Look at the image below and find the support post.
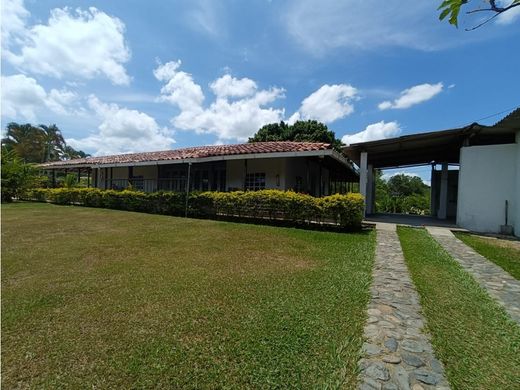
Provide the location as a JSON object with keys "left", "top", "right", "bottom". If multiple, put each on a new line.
{"left": 77, "top": 168, "right": 81, "bottom": 184}
{"left": 359, "top": 152, "right": 368, "bottom": 216}
{"left": 243, "top": 159, "right": 248, "bottom": 191}
{"left": 366, "top": 164, "right": 375, "bottom": 214}
{"left": 52, "top": 170, "right": 56, "bottom": 187}
{"left": 185, "top": 162, "right": 192, "bottom": 218}
{"left": 318, "top": 157, "right": 323, "bottom": 197}
{"left": 87, "top": 168, "right": 91, "bottom": 188}
{"left": 438, "top": 162, "right": 449, "bottom": 219}
{"left": 430, "top": 164, "right": 436, "bottom": 217}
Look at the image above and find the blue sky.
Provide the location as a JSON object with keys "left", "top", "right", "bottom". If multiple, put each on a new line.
{"left": 2, "top": 0, "right": 519, "bottom": 182}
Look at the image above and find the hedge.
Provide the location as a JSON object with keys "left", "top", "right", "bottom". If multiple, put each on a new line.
{"left": 23, "top": 188, "right": 364, "bottom": 229}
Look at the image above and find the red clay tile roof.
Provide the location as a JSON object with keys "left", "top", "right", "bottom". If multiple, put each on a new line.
{"left": 40, "top": 141, "right": 332, "bottom": 168}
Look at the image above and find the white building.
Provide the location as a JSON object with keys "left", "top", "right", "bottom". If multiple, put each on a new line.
{"left": 344, "top": 108, "right": 520, "bottom": 237}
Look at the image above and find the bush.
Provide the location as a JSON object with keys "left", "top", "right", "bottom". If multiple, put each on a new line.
{"left": 22, "top": 188, "right": 364, "bottom": 230}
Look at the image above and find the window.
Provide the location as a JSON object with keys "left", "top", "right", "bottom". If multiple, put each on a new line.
{"left": 245, "top": 172, "right": 266, "bottom": 191}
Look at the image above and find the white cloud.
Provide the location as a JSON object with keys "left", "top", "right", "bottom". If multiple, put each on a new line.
{"left": 4, "top": 4, "right": 131, "bottom": 85}
{"left": 341, "top": 121, "right": 401, "bottom": 145}
{"left": 294, "top": 84, "right": 357, "bottom": 123}
{"left": 496, "top": 0, "right": 520, "bottom": 24}
{"left": 1, "top": 74, "right": 79, "bottom": 121}
{"left": 67, "top": 96, "right": 174, "bottom": 156}
{"left": 378, "top": 83, "right": 443, "bottom": 110}
{"left": 154, "top": 61, "right": 205, "bottom": 111}
{"left": 209, "top": 74, "right": 257, "bottom": 98}
{"left": 1, "top": 0, "right": 29, "bottom": 51}
{"left": 154, "top": 61, "right": 286, "bottom": 141}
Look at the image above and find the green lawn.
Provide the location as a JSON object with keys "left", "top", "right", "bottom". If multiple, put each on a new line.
{"left": 453, "top": 232, "right": 520, "bottom": 280}
{"left": 398, "top": 227, "right": 520, "bottom": 390}
{"left": 2, "top": 202, "right": 375, "bottom": 389}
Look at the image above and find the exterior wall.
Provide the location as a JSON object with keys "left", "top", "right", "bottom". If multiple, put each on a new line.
{"left": 516, "top": 131, "right": 520, "bottom": 237}
{"left": 111, "top": 167, "right": 128, "bottom": 180}
{"left": 285, "top": 157, "right": 329, "bottom": 196}
{"left": 457, "top": 143, "right": 518, "bottom": 235}
{"left": 226, "top": 158, "right": 286, "bottom": 191}
{"left": 132, "top": 165, "right": 158, "bottom": 179}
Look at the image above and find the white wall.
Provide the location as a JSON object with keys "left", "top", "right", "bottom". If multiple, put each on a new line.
{"left": 457, "top": 143, "right": 518, "bottom": 236}
{"left": 226, "top": 158, "right": 286, "bottom": 191}
{"left": 516, "top": 131, "right": 520, "bottom": 237}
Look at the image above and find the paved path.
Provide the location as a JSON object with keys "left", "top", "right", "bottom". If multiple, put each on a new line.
{"left": 358, "top": 223, "right": 450, "bottom": 390}
{"left": 427, "top": 226, "right": 520, "bottom": 325}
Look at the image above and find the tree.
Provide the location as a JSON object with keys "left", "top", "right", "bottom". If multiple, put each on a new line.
{"left": 375, "top": 172, "right": 431, "bottom": 215}
{"left": 439, "top": 0, "right": 520, "bottom": 30}
{"left": 1, "top": 122, "right": 89, "bottom": 163}
{"left": 387, "top": 174, "right": 428, "bottom": 198}
{"left": 39, "top": 124, "right": 66, "bottom": 161}
{"left": 2, "top": 123, "right": 46, "bottom": 163}
{"left": 1, "top": 147, "right": 39, "bottom": 202}
{"left": 249, "top": 120, "right": 343, "bottom": 151}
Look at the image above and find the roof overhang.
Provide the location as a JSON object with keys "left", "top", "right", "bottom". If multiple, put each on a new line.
{"left": 343, "top": 123, "right": 517, "bottom": 169}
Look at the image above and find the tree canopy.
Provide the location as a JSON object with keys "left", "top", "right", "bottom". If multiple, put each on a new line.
{"left": 248, "top": 120, "right": 343, "bottom": 151}
{"left": 1, "top": 122, "right": 89, "bottom": 163}
{"left": 376, "top": 172, "right": 431, "bottom": 215}
{"left": 439, "top": 0, "right": 520, "bottom": 30}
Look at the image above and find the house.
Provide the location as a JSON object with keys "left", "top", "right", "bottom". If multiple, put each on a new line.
{"left": 40, "top": 141, "right": 358, "bottom": 197}
{"left": 343, "top": 108, "right": 520, "bottom": 237}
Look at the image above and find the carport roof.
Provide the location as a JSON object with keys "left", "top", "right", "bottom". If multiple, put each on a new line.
{"left": 343, "top": 112, "right": 518, "bottom": 169}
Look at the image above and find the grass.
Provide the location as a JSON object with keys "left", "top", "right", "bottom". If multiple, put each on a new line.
{"left": 453, "top": 232, "right": 520, "bottom": 280}
{"left": 397, "top": 227, "right": 520, "bottom": 390}
{"left": 2, "top": 202, "right": 375, "bottom": 389}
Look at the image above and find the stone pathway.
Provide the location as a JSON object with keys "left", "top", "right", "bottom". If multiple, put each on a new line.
{"left": 427, "top": 226, "right": 520, "bottom": 325}
{"left": 358, "top": 223, "right": 450, "bottom": 390}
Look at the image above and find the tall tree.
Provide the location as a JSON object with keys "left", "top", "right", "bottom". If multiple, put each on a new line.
{"left": 2, "top": 122, "right": 89, "bottom": 163}
{"left": 2, "top": 123, "right": 46, "bottom": 163}
{"left": 439, "top": 0, "right": 520, "bottom": 30}
{"left": 249, "top": 120, "right": 343, "bottom": 151}
{"left": 39, "top": 124, "right": 66, "bottom": 162}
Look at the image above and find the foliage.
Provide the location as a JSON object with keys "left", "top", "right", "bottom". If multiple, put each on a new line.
{"left": 375, "top": 172, "right": 431, "bottom": 215}
{"left": 249, "top": 120, "right": 343, "bottom": 151}
{"left": 63, "top": 173, "right": 78, "bottom": 188}
{"left": 438, "top": 0, "right": 520, "bottom": 29}
{"left": 23, "top": 188, "right": 365, "bottom": 229}
{"left": 1, "top": 122, "right": 89, "bottom": 163}
{"left": 1, "top": 148, "right": 40, "bottom": 202}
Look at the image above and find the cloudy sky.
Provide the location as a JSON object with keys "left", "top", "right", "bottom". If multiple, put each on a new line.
{"left": 2, "top": 0, "right": 519, "bottom": 165}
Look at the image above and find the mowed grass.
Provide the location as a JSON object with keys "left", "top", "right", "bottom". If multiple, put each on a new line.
{"left": 2, "top": 202, "right": 375, "bottom": 389}
{"left": 453, "top": 232, "right": 520, "bottom": 280}
{"left": 397, "top": 227, "right": 520, "bottom": 390}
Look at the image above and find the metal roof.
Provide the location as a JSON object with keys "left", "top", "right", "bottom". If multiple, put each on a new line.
{"left": 343, "top": 118, "right": 518, "bottom": 169}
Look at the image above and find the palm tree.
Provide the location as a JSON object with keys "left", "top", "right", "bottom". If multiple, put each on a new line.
{"left": 1, "top": 123, "right": 46, "bottom": 163}
{"left": 39, "top": 124, "right": 66, "bottom": 161}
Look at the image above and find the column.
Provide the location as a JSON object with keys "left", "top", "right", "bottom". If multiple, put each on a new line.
{"left": 359, "top": 152, "right": 368, "bottom": 216}
{"left": 438, "top": 163, "right": 449, "bottom": 219}
{"left": 430, "top": 164, "right": 436, "bottom": 217}
{"left": 366, "top": 164, "right": 375, "bottom": 214}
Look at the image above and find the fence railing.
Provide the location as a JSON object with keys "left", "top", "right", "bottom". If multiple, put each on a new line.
{"left": 107, "top": 179, "right": 188, "bottom": 193}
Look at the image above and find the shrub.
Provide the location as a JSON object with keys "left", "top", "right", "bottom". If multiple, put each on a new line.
{"left": 23, "top": 188, "right": 364, "bottom": 230}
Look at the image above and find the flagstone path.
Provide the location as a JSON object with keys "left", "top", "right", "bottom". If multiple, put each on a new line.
{"left": 358, "top": 223, "right": 450, "bottom": 390}
{"left": 427, "top": 226, "right": 520, "bottom": 325}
